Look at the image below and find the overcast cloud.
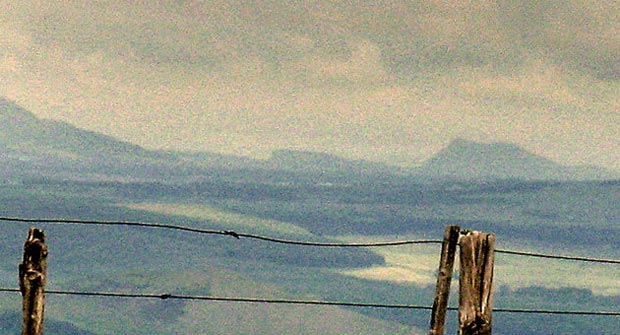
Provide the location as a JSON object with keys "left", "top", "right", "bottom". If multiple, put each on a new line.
{"left": 1, "top": 1, "right": 619, "bottom": 169}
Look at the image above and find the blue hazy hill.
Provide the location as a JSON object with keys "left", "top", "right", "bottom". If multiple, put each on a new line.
{"left": 415, "top": 138, "right": 618, "bottom": 181}
{"left": 1, "top": 97, "right": 617, "bottom": 182}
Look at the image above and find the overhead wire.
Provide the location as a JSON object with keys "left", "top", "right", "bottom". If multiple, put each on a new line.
{"left": 495, "top": 248, "right": 620, "bottom": 264}
{"left": 0, "top": 216, "right": 443, "bottom": 247}
{"left": 2, "top": 287, "right": 619, "bottom": 317}
{"left": 3, "top": 215, "right": 620, "bottom": 325}
{"left": 0, "top": 287, "right": 429, "bottom": 310}
{"left": 3, "top": 216, "right": 620, "bottom": 264}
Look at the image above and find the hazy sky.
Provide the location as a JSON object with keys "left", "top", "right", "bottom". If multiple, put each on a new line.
{"left": 1, "top": 1, "right": 619, "bottom": 169}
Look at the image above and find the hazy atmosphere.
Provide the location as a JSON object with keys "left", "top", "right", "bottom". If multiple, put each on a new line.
{"left": 2, "top": 1, "right": 619, "bottom": 169}
{"left": 2, "top": 3, "right": 620, "bottom": 333}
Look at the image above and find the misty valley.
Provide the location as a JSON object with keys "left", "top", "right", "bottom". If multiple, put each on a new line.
{"left": 2, "top": 99, "right": 620, "bottom": 334}
{"left": 1, "top": 176, "right": 620, "bottom": 334}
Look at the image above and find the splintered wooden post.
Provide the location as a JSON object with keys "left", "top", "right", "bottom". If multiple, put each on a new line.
{"left": 19, "top": 228, "right": 48, "bottom": 335}
{"left": 429, "top": 225, "right": 460, "bottom": 335}
{"left": 458, "top": 231, "right": 495, "bottom": 335}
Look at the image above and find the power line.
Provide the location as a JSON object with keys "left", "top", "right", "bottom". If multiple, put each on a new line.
{"left": 493, "top": 307, "right": 620, "bottom": 316}
{"left": 495, "top": 248, "right": 620, "bottom": 264}
{"left": 2, "top": 287, "right": 619, "bottom": 317}
{"left": 0, "top": 287, "right": 429, "bottom": 310}
{"left": 231, "top": 232, "right": 441, "bottom": 247}
{"left": 0, "top": 216, "right": 443, "bottom": 247}
{"left": 4, "top": 215, "right": 620, "bottom": 327}
{"left": 4, "top": 216, "right": 620, "bottom": 263}
{"left": 0, "top": 216, "right": 224, "bottom": 235}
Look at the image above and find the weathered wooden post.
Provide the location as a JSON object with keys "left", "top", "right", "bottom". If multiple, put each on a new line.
{"left": 458, "top": 231, "right": 495, "bottom": 335}
{"left": 429, "top": 225, "right": 460, "bottom": 335}
{"left": 19, "top": 227, "right": 48, "bottom": 335}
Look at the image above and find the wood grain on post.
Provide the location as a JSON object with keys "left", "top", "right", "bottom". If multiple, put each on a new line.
{"left": 458, "top": 231, "right": 495, "bottom": 335}
{"left": 19, "top": 227, "right": 48, "bottom": 335}
{"left": 429, "top": 225, "right": 460, "bottom": 335}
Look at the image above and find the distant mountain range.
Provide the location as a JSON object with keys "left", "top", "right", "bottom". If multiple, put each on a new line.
{"left": 0, "top": 98, "right": 251, "bottom": 180}
{"left": 2, "top": 97, "right": 618, "bottom": 182}
{"left": 415, "top": 138, "right": 619, "bottom": 181}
